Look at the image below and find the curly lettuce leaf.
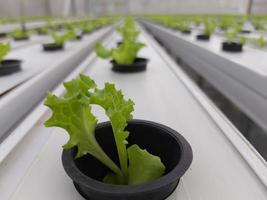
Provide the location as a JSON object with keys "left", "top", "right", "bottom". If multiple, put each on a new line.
{"left": 90, "top": 83, "right": 134, "bottom": 183}
{"left": 112, "top": 41, "right": 145, "bottom": 64}
{"left": 52, "top": 31, "right": 74, "bottom": 45}
{"left": 95, "top": 42, "right": 112, "bottom": 59}
{"left": 44, "top": 75, "right": 121, "bottom": 175}
{"left": 0, "top": 42, "right": 10, "bottom": 62}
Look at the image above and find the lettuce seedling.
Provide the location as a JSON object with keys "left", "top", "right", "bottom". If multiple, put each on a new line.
{"left": 44, "top": 74, "right": 165, "bottom": 185}
{"left": 116, "top": 18, "right": 140, "bottom": 41}
{"left": 95, "top": 41, "right": 145, "bottom": 65}
{"left": 37, "top": 26, "right": 49, "bottom": 34}
{"left": 51, "top": 30, "right": 76, "bottom": 45}
{"left": 0, "top": 42, "right": 10, "bottom": 62}
{"left": 226, "top": 30, "right": 237, "bottom": 43}
{"left": 95, "top": 18, "right": 145, "bottom": 64}
{"left": 11, "top": 29, "right": 29, "bottom": 39}
{"left": 203, "top": 21, "right": 215, "bottom": 36}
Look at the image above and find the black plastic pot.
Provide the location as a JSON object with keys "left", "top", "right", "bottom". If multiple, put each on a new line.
{"left": 43, "top": 43, "right": 64, "bottom": 51}
{"left": 181, "top": 30, "right": 191, "bottom": 34}
{"left": 117, "top": 41, "right": 123, "bottom": 46}
{"left": 222, "top": 42, "right": 243, "bottom": 52}
{"left": 62, "top": 119, "right": 193, "bottom": 200}
{"left": 239, "top": 30, "right": 251, "bottom": 34}
{"left": 13, "top": 36, "right": 29, "bottom": 41}
{"left": 111, "top": 58, "right": 148, "bottom": 73}
{"left": 0, "top": 33, "right": 7, "bottom": 38}
{"left": 76, "top": 34, "right": 83, "bottom": 40}
{"left": 0, "top": 59, "right": 21, "bottom": 76}
{"left": 196, "top": 34, "right": 210, "bottom": 41}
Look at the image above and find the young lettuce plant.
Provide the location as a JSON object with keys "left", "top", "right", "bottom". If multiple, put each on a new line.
{"left": 95, "top": 18, "right": 145, "bottom": 65}
{"left": 11, "top": 29, "right": 29, "bottom": 39}
{"left": 116, "top": 18, "right": 139, "bottom": 41}
{"left": 226, "top": 30, "right": 237, "bottom": 43}
{"left": 51, "top": 30, "right": 75, "bottom": 45}
{"left": 44, "top": 74, "right": 165, "bottom": 185}
{"left": 95, "top": 41, "right": 145, "bottom": 65}
{"left": 0, "top": 42, "right": 10, "bottom": 62}
{"left": 37, "top": 26, "right": 49, "bottom": 34}
{"left": 203, "top": 21, "right": 215, "bottom": 36}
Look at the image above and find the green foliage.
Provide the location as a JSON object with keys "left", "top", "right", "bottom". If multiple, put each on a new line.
{"left": 44, "top": 75, "right": 165, "bottom": 185}
{"left": 51, "top": 30, "right": 76, "bottom": 45}
{"left": 0, "top": 42, "right": 10, "bottom": 62}
{"left": 116, "top": 18, "right": 140, "bottom": 41}
{"left": 95, "top": 18, "right": 145, "bottom": 64}
{"left": 11, "top": 29, "right": 29, "bottom": 39}
{"left": 204, "top": 20, "right": 215, "bottom": 36}
{"left": 226, "top": 30, "right": 237, "bottom": 43}
{"left": 95, "top": 41, "right": 145, "bottom": 65}
{"left": 37, "top": 26, "right": 49, "bottom": 34}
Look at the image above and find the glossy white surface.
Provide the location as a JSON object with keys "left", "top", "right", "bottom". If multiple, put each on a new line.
{"left": 1, "top": 26, "right": 266, "bottom": 200}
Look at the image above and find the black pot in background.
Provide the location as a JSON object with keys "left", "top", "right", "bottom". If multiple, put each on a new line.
{"left": 43, "top": 43, "right": 64, "bottom": 51}
{"left": 117, "top": 41, "right": 123, "bottom": 46}
{"left": 13, "top": 36, "right": 29, "bottom": 41}
{"left": 181, "top": 30, "right": 191, "bottom": 34}
{"left": 76, "top": 34, "right": 83, "bottom": 40}
{"left": 111, "top": 58, "right": 148, "bottom": 73}
{"left": 196, "top": 34, "right": 210, "bottom": 41}
{"left": 222, "top": 42, "right": 243, "bottom": 52}
{"left": 62, "top": 119, "right": 193, "bottom": 200}
{"left": 0, "top": 33, "right": 7, "bottom": 38}
{"left": 239, "top": 30, "right": 251, "bottom": 34}
{"left": 0, "top": 59, "right": 22, "bottom": 76}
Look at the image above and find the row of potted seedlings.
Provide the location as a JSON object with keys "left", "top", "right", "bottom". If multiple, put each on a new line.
{"left": 95, "top": 18, "right": 148, "bottom": 73}
{"left": 147, "top": 15, "right": 267, "bottom": 52}
{"left": 0, "top": 18, "right": 113, "bottom": 76}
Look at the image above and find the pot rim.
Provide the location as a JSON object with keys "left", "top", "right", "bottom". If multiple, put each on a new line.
{"left": 0, "top": 59, "right": 22, "bottom": 65}
{"left": 43, "top": 43, "right": 63, "bottom": 47}
{"left": 110, "top": 57, "right": 148, "bottom": 66}
{"left": 222, "top": 41, "right": 242, "bottom": 46}
{"left": 62, "top": 119, "right": 193, "bottom": 195}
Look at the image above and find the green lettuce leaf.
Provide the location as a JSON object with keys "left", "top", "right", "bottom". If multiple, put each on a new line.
{"left": 95, "top": 18, "right": 145, "bottom": 65}
{"left": 111, "top": 41, "right": 145, "bottom": 64}
{"left": 90, "top": 83, "right": 135, "bottom": 183}
{"left": 0, "top": 42, "right": 10, "bottom": 62}
{"left": 44, "top": 75, "right": 121, "bottom": 176}
{"left": 127, "top": 145, "right": 165, "bottom": 185}
{"left": 51, "top": 31, "right": 75, "bottom": 45}
{"left": 95, "top": 42, "right": 112, "bottom": 59}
